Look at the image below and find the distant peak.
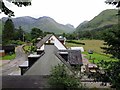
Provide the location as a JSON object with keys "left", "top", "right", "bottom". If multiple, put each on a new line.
{"left": 66, "top": 24, "right": 74, "bottom": 28}
{"left": 38, "top": 16, "right": 52, "bottom": 19}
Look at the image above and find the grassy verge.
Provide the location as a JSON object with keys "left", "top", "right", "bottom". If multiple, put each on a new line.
{"left": 1, "top": 53, "right": 16, "bottom": 60}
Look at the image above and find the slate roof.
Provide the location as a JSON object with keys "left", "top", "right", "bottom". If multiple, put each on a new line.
{"left": 59, "top": 50, "right": 83, "bottom": 65}
{"left": 24, "top": 44, "right": 73, "bottom": 75}
{"left": 55, "top": 52, "right": 74, "bottom": 74}
{"left": 36, "top": 34, "right": 53, "bottom": 49}
{"left": 68, "top": 50, "right": 83, "bottom": 65}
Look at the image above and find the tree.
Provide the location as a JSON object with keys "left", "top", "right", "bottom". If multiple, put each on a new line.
{"left": 48, "top": 64, "right": 81, "bottom": 89}
{"left": 2, "top": 18, "right": 15, "bottom": 45}
{"left": 0, "top": 0, "right": 31, "bottom": 16}
{"left": 102, "top": 1, "right": 120, "bottom": 59}
{"left": 30, "top": 28, "right": 43, "bottom": 39}
{"left": 97, "top": 60, "right": 120, "bottom": 89}
{"left": 14, "top": 26, "right": 24, "bottom": 41}
{"left": 102, "top": 25, "right": 120, "bottom": 59}
{"left": 24, "top": 32, "right": 31, "bottom": 42}
{"left": 105, "top": 0, "right": 120, "bottom": 8}
{"left": 97, "top": 1, "right": 120, "bottom": 89}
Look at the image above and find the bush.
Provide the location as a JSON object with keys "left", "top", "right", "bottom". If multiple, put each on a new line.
{"left": 48, "top": 64, "right": 82, "bottom": 89}
{"left": 11, "top": 40, "right": 24, "bottom": 45}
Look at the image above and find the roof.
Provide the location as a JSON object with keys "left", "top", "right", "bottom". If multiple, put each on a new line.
{"left": 36, "top": 34, "right": 53, "bottom": 49}
{"left": 19, "top": 61, "right": 28, "bottom": 67}
{"left": 55, "top": 52, "right": 75, "bottom": 74}
{"left": 28, "top": 54, "right": 41, "bottom": 58}
{"left": 36, "top": 34, "right": 67, "bottom": 49}
{"left": 70, "top": 47, "right": 84, "bottom": 52}
{"left": 68, "top": 50, "right": 83, "bottom": 65}
{"left": 24, "top": 44, "right": 73, "bottom": 75}
{"left": 59, "top": 50, "right": 83, "bottom": 65}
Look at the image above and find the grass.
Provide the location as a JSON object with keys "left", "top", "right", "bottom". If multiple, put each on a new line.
{"left": 23, "top": 45, "right": 32, "bottom": 53}
{"left": 66, "top": 40, "right": 105, "bottom": 54}
{"left": 65, "top": 39, "right": 118, "bottom": 64}
{"left": 1, "top": 53, "right": 16, "bottom": 60}
{"left": 23, "top": 45, "right": 30, "bottom": 51}
{"left": 83, "top": 52, "right": 118, "bottom": 64}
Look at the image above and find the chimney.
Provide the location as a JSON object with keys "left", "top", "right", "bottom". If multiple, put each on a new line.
{"left": 58, "top": 36, "right": 66, "bottom": 45}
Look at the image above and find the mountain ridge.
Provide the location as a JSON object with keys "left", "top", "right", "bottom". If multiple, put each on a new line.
{"left": 2, "top": 16, "right": 75, "bottom": 34}
{"left": 76, "top": 9, "right": 118, "bottom": 32}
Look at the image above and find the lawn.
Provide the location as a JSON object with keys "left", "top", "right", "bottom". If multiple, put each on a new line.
{"left": 66, "top": 40, "right": 105, "bottom": 54}
{"left": 65, "top": 40, "right": 118, "bottom": 63}
{"left": 83, "top": 52, "right": 118, "bottom": 64}
{"left": 1, "top": 53, "right": 16, "bottom": 60}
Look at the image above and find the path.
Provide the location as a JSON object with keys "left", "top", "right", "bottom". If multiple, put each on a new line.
{"left": 0, "top": 45, "right": 28, "bottom": 75}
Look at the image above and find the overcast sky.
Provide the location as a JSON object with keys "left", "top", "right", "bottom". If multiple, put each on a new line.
{"left": 0, "top": 0, "right": 115, "bottom": 27}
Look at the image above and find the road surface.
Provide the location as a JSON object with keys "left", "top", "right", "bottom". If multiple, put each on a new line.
{"left": 1, "top": 45, "right": 28, "bottom": 75}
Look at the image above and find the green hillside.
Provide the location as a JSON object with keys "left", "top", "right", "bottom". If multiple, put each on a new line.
{"left": 2, "top": 16, "right": 75, "bottom": 34}
{"left": 76, "top": 9, "right": 118, "bottom": 32}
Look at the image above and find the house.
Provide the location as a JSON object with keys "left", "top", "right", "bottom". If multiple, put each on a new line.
{"left": 22, "top": 43, "right": 74, "bottom": 75}
{"left": 0, "top": 45, "right": 15, "bottom": 56}
{"left": 36, "top": 34, "right": 67, "bottom": 51}
{"left": 0, "top": 50, "right": 5, "bottom": 57}
{"left": 0, "top": 45, "right": 15, "bottom": 54}
{"left": 19, "top": 34, "right": 83, "bottom": 75}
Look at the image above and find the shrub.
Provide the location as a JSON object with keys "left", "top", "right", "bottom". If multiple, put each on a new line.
{"left": 48, "top": 64, "right": 82, "bottom": 89}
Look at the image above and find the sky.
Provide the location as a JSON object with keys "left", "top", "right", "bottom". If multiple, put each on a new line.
{"left": 0, "top": 0, "right": 115, "bottom": 27}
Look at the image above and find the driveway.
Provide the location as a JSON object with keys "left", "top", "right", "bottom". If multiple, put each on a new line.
{"left": 1, "top": 45, "right": 28, "bottom": 75}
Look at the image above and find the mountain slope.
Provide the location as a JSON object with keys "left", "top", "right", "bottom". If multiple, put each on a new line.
{"left": 2, "top": 16, "right": 75, "bottom": 34}
{"left": 76, "top": 9, "right": 118, "bottom": 32}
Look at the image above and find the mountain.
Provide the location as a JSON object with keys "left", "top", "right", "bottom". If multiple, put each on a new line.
{"left": 76, "top": 9, "right": 118, "bottom": 32}
{"left": 2, "top": 16, "right": 75, "bottom": 34}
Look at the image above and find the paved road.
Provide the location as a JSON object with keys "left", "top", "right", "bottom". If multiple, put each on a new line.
{"left": 1, "top": 45, "right": 28, "bottom": 75}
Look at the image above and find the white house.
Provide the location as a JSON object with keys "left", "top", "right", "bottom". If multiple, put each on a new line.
{"left": 36, "top": 34, "right": 67, "bottom": 51}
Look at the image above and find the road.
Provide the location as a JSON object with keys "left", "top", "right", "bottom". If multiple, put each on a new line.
{"left": 1, "top": 45, "right": 28, "bottom": 75}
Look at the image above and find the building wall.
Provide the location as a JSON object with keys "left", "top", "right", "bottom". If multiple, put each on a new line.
{"left": 0, "top": 50, "right": 5, "bottom": 56}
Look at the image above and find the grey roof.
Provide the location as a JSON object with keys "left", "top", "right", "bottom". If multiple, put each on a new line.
{"left": 68, "top": 50, "right": 83, "bottom": 65}
{"left": 36, "top": 34, "right": 53, "bottom": 48}
{"left": 59, "top": 50, "right": 83, "bottom": 65}
{"left": 24, "top": 44, "right": 73, "bottom": 75}
{"left": 55, "top": 53, "right": 75, "bottom": 74}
